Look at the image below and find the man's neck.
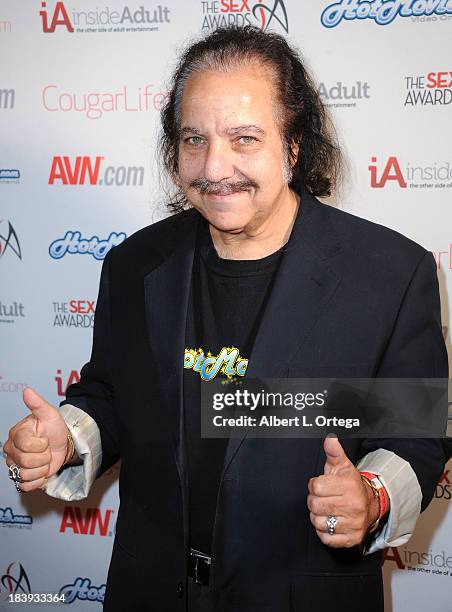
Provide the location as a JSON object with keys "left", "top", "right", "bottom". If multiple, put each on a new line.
{"left": 208, "top": 188, "right": 300, "bottom": 260}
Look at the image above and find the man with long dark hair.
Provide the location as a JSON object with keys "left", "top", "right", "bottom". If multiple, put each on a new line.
{"left": 4, "top": 26, "right": 448, "bottom": 611}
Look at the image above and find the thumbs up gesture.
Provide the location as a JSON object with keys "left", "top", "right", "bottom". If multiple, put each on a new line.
{"left": 307, "top": 436, "right": 380, "bottom": 548}
{"left": 3, "top": 387, "right": 70, "bottom": 492}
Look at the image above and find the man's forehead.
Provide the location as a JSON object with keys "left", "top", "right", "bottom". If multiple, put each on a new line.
{"left": 179, "top": 68, "right": 278, "bottom": 134}
{"left": 180, "top": 64, "right": 275, "bottom": 107}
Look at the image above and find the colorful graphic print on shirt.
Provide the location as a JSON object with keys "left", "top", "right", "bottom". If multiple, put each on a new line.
{"left": 184, "top": 346, "right": 249, "bottom": 381}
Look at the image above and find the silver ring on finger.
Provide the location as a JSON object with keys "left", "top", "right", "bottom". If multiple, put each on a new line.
{"left": 8, "top": 463, "right": 23, "bottom": 483}
{"left": 326, "top": 514, "right": 338, "bottom": 535}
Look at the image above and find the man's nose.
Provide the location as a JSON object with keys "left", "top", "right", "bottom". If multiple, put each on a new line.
{"left": 202, "top": 140, "right": 235, "bottom": 183}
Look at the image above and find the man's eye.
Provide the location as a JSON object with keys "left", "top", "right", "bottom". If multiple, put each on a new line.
{"left": 237, "top": 136, "right": 257, "bottom": 145}
{"left": 184, "top": 136, "right": 204, "bottom": 146}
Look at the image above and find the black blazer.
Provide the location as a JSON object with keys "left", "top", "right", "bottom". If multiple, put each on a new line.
{"left": 65, "top": 191, "right": 448, "bottom": 612}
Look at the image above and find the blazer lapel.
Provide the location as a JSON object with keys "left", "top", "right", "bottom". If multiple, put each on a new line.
{"left": 143, "top": 211, "right": 200, "bottom": 482}
{"left": 221, "top": 192, "right": 343, "bottom": 477}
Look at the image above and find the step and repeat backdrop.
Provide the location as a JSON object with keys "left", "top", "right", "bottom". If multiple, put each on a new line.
{"left": 1, "top": 0, "right": 451, "bottom": 610}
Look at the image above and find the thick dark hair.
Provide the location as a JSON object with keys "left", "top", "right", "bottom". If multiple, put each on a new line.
{"left": 159, "top": 25, "right": 342, "bottom": 214}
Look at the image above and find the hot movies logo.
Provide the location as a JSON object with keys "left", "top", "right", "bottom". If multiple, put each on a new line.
{"left": 53, "top": 300, "right": 95, "bottom": 328}
{"left": 43, "top": 84, "right": 168, "bottom": 119}
{"left": 49, "top": 230, "right": 126, "bottom": 260}
{"left": 321, "top": 0, "right": 452, "bottom": 28}
{"left": 55, "top": 369, "right": 81, "bottom": 397}
{"left": 0, "top": 221, "right": 22, "bottom": 260}
{"left": 49, "top": 156, "right": 144, "bottom": 186}
{"left": 0, "top": 562, "right": 31, "bottom": 598}
{"left": 404, "top": 70, "right": 452, "bottom": 106}
{"left": 59, "top": 506, "right": 115, "bottom": 536}
{"left": 200, "top": 0, "right": 289, "bottom": 33}
{"left": 369, "top": 156, "right": 452, "bottom": 189}
{"left": 0, "top": 508, "right": 33, "bottom": 529}
{"left": 59, "top": 578, "right": 105, "bottom": 604}
{"left": 40, "top": 1, "right": 170, "bottom": 34}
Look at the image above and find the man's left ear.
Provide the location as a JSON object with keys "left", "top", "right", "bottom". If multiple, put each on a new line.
{"left": 289, "top": 139, "right": 300, "bottom": 169}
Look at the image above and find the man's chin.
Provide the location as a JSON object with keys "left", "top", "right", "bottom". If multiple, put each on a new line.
{"left": 191, "top": 203, "right": 250, "bottom": 232}
{"left": 202, "top": 210, "right": 252, "bottom": 234}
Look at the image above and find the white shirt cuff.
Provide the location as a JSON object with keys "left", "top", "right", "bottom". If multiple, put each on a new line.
{"left": 42, "top": 404, "right": 102, "bottom": 501}
{"left": 356, "top": 448, "right": 422, "bottom": 555}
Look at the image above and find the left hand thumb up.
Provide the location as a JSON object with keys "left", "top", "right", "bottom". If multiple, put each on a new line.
{"left": 323, "top": 435, "right": 353, "bottom": 475}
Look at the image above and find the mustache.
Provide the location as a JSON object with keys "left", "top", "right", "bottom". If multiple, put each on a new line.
{"left": 190, "top": 177, "right": 258, "bottom": 195}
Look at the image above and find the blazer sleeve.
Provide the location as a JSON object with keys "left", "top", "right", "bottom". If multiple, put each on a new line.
{"left": 61, "top": 248, "right": 120, "bottom": 476}
{"left": 359, "top": 250, "right": 448, "bottom": 512}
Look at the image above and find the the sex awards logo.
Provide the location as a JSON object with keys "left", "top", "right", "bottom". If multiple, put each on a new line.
{"left": 404, "top": 71, "right": 452, "bottom": 106}
{"left": 52, "top": 300, "right": 95, "bottom": 328}
{"left": 321, "top": 0, "right": 452, "bottom": 28}
{"left": 434, "top": 469, "right": 451, "bottom": 501}
{"left": 0, "top": 563, "right": 32, "bottom": 599}
{"left": 0, "top": 221, "right": 22, "bottom": 261}
{"left": 200, "top": 0, "right": 289, "bottom": 33}
{"left": 369, "top": 156, "right": 452, "bottom": 190}
{"left": 39, "top": 1, "right": 170, "bottom": 34}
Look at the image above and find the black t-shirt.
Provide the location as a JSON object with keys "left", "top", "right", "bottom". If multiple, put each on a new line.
{"left": 184, "top": 219, "right": 284, "bottom": 553}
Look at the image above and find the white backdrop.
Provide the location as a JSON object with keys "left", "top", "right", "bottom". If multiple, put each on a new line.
{"left": 1, "top": 0, "right": 451, "bottom": 610}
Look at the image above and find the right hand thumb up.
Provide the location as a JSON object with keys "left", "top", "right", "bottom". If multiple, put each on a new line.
{"left": 23, "top": 387, "right": 69, "bottom": 474}
{"left": 23, "top": 386, "right": 58, "bottom": 418}
{"left": 3, "top": 387, "right": 69, "bottom": 491}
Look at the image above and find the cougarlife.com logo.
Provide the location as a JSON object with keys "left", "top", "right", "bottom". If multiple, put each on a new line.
{"left": 321, "top": 0, "right": 452, "bottom": 28}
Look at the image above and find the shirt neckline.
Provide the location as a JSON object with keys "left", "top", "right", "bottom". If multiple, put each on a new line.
{"left": 198, "top": 221, "right": 285, "bottom": 278}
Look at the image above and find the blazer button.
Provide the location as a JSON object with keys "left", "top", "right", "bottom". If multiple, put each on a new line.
{"left": 176, "top": 582, "right": 184, "bottom": 598}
